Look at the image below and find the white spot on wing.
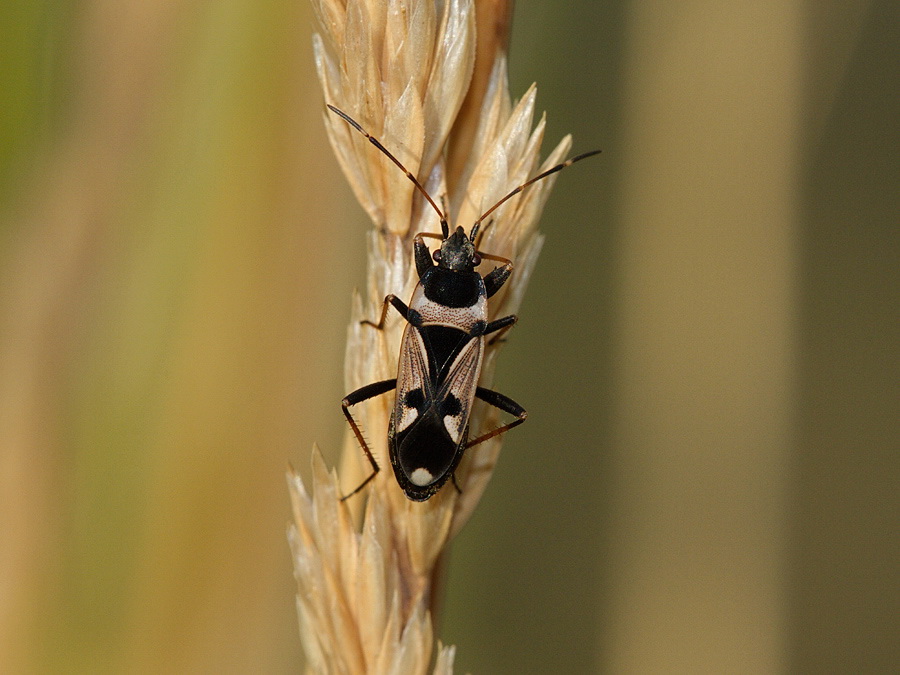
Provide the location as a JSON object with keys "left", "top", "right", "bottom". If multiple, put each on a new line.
{"left": 444, "top": 414, "right": 463, "bottom": 444}
{"left": 410, "top": 468, "right": 434, "bottom": 486}
{"left": 397, "top": 404, "right": 419, "bottom": 433}
{"left": 394, "top": 326, "right": 430, "bottom": 432}
{"left": 435, "top": 336, "right": 483, "bottom": 444}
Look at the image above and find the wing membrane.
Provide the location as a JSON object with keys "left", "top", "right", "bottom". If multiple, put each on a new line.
{"left": 394, "top": 325, "right": 431, "bottom": 434}
{"left": 435, "top": 335, "right": 483, "bottom": 445}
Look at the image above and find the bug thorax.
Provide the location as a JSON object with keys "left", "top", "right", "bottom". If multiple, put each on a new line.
{"left": 435, "top": 226, "right": 480, "bottom": 272}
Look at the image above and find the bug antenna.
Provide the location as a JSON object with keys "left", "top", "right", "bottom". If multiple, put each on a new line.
{"left": 472, "top": 149, "right": 602, "bottom": 245}
{"left": 327, "top": 104, "right": 448, "bottom": 234}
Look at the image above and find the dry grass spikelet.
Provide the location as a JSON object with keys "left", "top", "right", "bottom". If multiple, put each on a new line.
{"left": 290, "top": 0, "right": 576, "bottom": 671}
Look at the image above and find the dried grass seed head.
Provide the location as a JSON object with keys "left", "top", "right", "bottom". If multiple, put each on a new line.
{"left": 293, "top": 1, "right": 591, "bottom": 671}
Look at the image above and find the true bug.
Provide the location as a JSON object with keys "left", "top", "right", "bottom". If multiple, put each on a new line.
{"left": 331, "top": 104, "right": 599, "bottom": 501}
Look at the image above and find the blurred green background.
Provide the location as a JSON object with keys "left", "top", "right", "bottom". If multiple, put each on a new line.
{"left": 1, "top": 1, "right": 896, "bottom": 673}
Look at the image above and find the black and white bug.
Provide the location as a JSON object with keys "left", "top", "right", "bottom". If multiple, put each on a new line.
{"left": 331, "top": 104, "right": 599, "bottom": 501}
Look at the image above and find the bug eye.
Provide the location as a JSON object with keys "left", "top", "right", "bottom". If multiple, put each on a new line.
{"left": 472, "top": 253, "right": 481, "bottom": 266}
{"left": 433, "top": 250, "right": 442, "bottom": 262}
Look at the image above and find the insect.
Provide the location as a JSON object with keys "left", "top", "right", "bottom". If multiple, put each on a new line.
{"left": 331, "top": 104, "right": 599, "bottom": 501}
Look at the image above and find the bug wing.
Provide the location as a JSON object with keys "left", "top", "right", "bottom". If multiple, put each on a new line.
{"left": 435, "top": 335, "right": 484, "bottom": 446}
{"left": 393, "top": 324, "right": 432, "bottom": 435}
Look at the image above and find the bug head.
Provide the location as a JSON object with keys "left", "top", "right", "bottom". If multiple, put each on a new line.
{"left": 433, "top": 226, "right": 481, "bottom": 272}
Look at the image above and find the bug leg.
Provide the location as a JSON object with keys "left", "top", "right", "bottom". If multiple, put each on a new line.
{"left": 361, "top": 295, "right": 410, "bottom": 330}
{"left": 341, "top": 378, "right": 397, "bottom": 500}
{"left": 483, "top": 261, "right": 513, "bottom": 298}
{"left": 465, "top": 387, "right": 528, "bottom": 449}
{"left": 483, "top": 314, "right": 518, "bottom": 345}
{"left": 416, "top": 232, "right": 444, "bottom": 242}
{"left": 450, "top": 473, "right": 463, "bottom": 495}
{"left": 413, "top": 234, "right": 436, "bottom": 277}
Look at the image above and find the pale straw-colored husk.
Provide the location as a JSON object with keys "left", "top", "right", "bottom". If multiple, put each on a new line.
{"left": 289, "top": 1, "right": 575, "bottom": 671}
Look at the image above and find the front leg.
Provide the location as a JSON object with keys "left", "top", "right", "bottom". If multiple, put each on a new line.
{"left": 483, "top": 261, "right": 513, "bottom": 299}
{"left": 361, "top": 294, "right": 410, "bottom": 330}
{"left": 413, "top": 233, "right": 436, "bottom": 278}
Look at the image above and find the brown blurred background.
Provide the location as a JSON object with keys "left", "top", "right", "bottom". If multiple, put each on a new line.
{"left": 1, "top": 1, "right": 896, "bottom": 673}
